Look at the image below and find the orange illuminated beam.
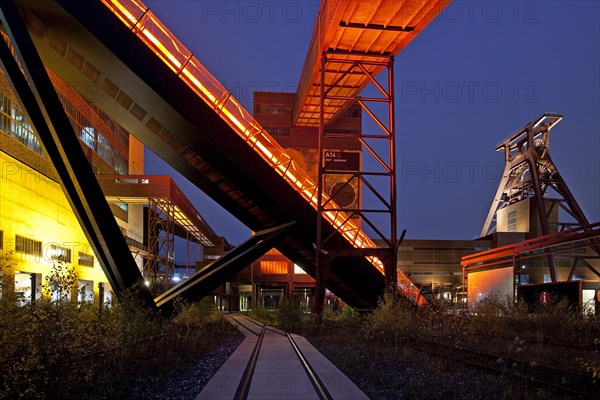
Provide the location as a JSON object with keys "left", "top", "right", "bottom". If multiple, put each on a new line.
{"left": 100, "top": 0, "right": 386, "bottom": 273}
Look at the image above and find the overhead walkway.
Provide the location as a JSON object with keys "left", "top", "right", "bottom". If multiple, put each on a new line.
{"left": 293, "top": 0, "right": 450, "bottom": 127}
{"left": 8, "top": 0, "right": 441, "bottom": 307}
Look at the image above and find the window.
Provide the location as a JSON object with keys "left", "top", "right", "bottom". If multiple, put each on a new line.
{"left": 264, "top": 126, "right": 290, "bottom": 137}
{"left": 49, "top": 245, "right": 72, "bottom": 263}
{"left": 260, "top": 260, "right": 287, "bottom": 274}
{"left": 80, "top": 126, "right": 96, "bottom": 150}
{"left": 11, "top": 106, "right": 42, "bottom": 155}
{"left": 78, "top": 252, "right": 94, "bottom": 267}
{"left": 0, "top": 230, "right": 3, "bottom": 250}
{"left": 293, "top": 264, "right": 307, "bottom": 275}
{"left": 507, "top": 210, "right": 517, "bottom": 232}
{"left": 15, "top": 235, "right": 42, "bottom": 257}
{"left": 0, "top": 92, "right": 43, "bottom": 156}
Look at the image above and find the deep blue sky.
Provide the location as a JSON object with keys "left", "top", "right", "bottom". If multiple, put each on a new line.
{"left": 143, "top": 1, "right": 600, "bottom": 245}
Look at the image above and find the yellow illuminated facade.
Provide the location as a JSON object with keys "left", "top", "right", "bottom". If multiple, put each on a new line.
{"left": 0, "top": 150, "right": 109, "bottom": 302}
{"left": 0, "top": 68, "right": 143, "bottom": 304}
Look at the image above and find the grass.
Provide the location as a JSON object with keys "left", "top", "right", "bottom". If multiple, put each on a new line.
{"left": 305, "top": 293, "right": 600, "bottom": 400}
{"left": 0, "top": 262, "right": 242, "bottom": 400}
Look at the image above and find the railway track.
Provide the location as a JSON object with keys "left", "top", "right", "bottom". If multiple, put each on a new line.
{"left": 227, "top": 314, "right": 333, "bottom": 400}
{"left": 405, "top": 335, "right": 599, "bottom": 399}
{"left": 317, "top": 320, "right": 599, "bottom": 399}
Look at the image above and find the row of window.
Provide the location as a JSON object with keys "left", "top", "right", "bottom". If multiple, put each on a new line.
{"left": 9, "top": 234, "right": 94, "bottom": 267}
{"left": 325, "top": 128, "right": 359, "bottom": 135}
{"left": 258, "top": 260, "right": 308, "bottom": 275}
{"left": 260, "top": 260, "right": 288, "bottom": 274}
{"left": 412, "top": 246, "right": 491, "bottom": 252}
{"left": 507, "top": 210, "right": 518, "bottom": 232}
{"left": 57, "top": 90, "right": 129, "bottom": 175}
{"left": 255, "top": 104, "right": 360, "bottom": 118}
{"left": 264, "top": 126, "right": 290, "bottom": 137}
{"left": 0, "top": 81, "right": 128, "bottom": 175}
{"left": 0, "top": 92, "right": 44, "bottom": 156}
{"left": 260, "top": 125, "right": 359, "bottom": 137}
{"left": 414, "top": 260, "right": 457, "bottom": 265}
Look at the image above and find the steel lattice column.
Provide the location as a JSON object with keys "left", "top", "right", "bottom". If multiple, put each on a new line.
{"left": 315, "top": 52, "right": 398, "bottom": 314}
{"left": 145, "top": 198, "right": 175, "bottom": 295}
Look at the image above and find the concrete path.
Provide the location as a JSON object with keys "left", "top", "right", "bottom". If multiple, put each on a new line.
{"left": 196, "top": 323, "right": 369, "bottom": 400}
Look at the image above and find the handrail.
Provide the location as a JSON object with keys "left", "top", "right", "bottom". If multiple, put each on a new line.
{"left": 100, "top": 0, "right": 386, "bottom": 272}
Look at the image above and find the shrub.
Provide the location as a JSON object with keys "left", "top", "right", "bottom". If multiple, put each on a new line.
{"left": 277, "top": 305, "right": 304, "bottom": 332}
{"left": 364, "top": 292, "right": 414, "bottom": 341}
{"left": 0, "top": 262, "right": 240, "bottom": 399}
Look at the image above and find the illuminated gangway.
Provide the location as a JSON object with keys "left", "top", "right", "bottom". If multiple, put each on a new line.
{"left": 294, "top": 0, "right": 450, "bottom": 127}
{"left": 100, "top": 0, "right": 380, "bottom": 265}
{"left": 9, "top": 0, "right": 440, "bottom": 307}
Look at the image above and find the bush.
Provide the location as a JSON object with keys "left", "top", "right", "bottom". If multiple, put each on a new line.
{"left": 0, "top": 262, "right": 241, "bottom": 400}
{"left": 364, "top": 292, "right": 414, "bottom": 341}
{"left": 251, "top": 304, "right": 274, "bottom": 324}
{"left": 277, "top": 305, "right": 304, "bottom": 332}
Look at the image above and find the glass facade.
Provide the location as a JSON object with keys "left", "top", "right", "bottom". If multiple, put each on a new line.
{"left": 0, "top": 91, "right": 43, "bottom": 155}
{"left": 0, "top": 70, "right": 130, "bottom": 175}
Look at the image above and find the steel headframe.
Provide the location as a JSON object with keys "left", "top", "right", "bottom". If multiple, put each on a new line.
{"left": 480, "top": 113, "right": 600, "bottom": 282}
{"left": 315, "top": 51, "right": 398, "bottom": 314}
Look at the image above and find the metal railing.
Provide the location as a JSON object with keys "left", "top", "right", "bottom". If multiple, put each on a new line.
{"left": 100, "top": 0, "right": 384, "bottom": 271}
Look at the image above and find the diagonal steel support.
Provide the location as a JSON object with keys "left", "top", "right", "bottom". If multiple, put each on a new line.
{"left": 0, "top": 0, "right": 154, "bottom": 307}
{"left": 155, "top": 222, "right": 295, "bottom": 314}
{"left": 480, "top": 113, "right": 600, "bottom": 282}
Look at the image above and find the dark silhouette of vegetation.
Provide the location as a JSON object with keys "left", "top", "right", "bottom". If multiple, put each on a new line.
{"left": 0, "top": 260, "right": 240, "bottom": 399}
{"left": 307, "top": 293, "right": 600, "bottom": 399}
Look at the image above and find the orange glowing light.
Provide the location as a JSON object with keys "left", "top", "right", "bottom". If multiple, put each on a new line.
{"left": 101, "top": 0, "right": 385, "bottom": 273}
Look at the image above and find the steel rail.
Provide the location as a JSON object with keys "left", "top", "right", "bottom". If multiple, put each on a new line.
{"left": 230, "top": 315, "right": 332, "bottom": 399}
{"left": 234, "top": 321, "right": 267, "bottom": 400}
{"left": 286, "top": 333, "right": 333, "bottom": 400}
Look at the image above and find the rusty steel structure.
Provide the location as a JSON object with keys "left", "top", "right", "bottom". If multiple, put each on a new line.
{"left": 315, "top": 52, "right": 399, "bottom": 312}
{"left": 97, "top": 175, "right": 219, "bottom": 295}
{"left": 463, "top": 222, "right": 600, "bottom": 299}
{"left": 146, "top": 198, "right": 175, "bottom": 294}
{"left": 302, "top": 1, "right": 446, "bottom": 311}
{"left": 481, "top": 113, "right": 600, "bottom": 282}
{"left": 0, "top": 0, "right": 445, "bottom": 310}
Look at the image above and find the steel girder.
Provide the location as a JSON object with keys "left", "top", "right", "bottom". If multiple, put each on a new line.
{"left": 155, "top": 222, "right": 295, "bottom": 314}
{"left": 480, "top": 113, "right": 600, "bottom": 282}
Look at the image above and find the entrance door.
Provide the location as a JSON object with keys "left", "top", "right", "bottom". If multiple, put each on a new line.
{"left": 262, "top": 289, "right": 283, "bottom": 309}
{"left": 240, "top": 291, "right": 252, "bottom": 311}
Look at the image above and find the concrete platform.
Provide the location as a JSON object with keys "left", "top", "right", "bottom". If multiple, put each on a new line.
{"left": 196, "top": 327, "right": 369, "bottom": 400}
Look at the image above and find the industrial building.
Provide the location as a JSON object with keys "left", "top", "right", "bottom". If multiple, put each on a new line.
{"left": 1, "top": 0, "right": 597, "bottom": 314}
{"left": 0, "top": 64, "right": 221, "bottom": 304}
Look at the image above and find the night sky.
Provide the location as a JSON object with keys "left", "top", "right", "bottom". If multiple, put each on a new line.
{"left": 142, "top": 1, "right": 600, "bottom": 247}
